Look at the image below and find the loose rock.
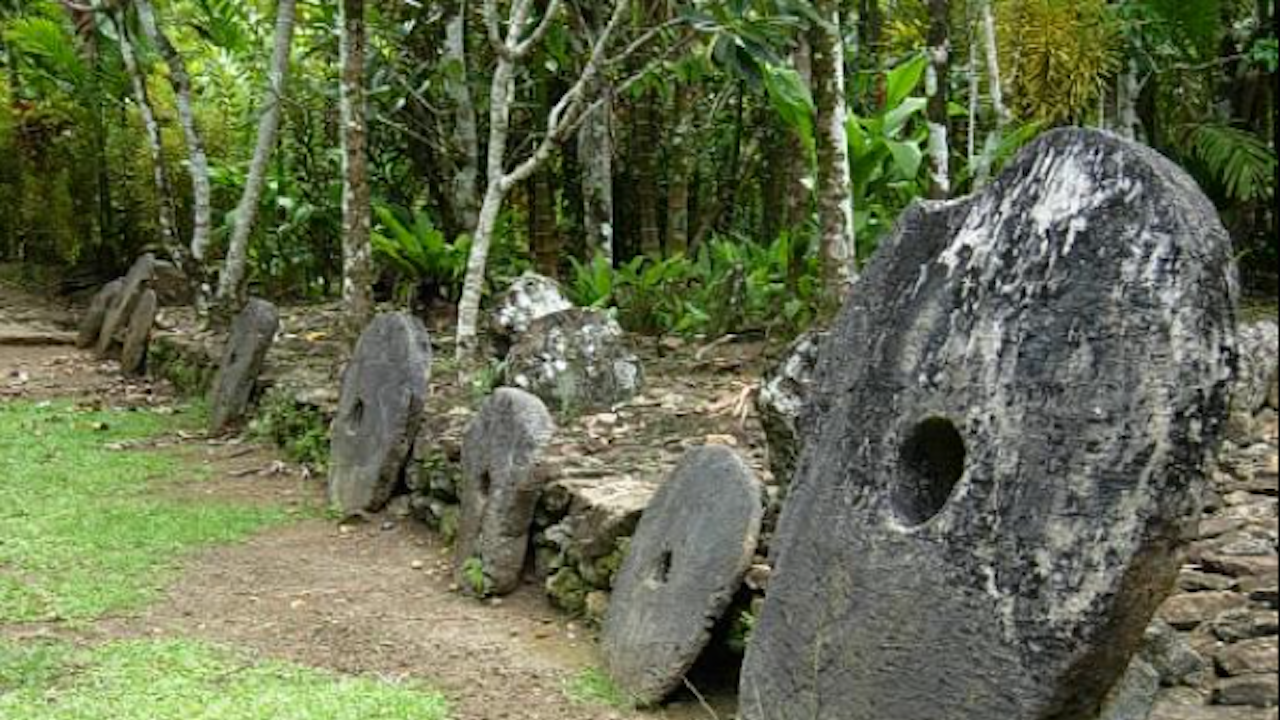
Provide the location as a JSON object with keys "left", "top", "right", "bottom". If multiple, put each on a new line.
{"left": 504, "top": 308, "right": 643, "bottom": 414}
{"left": 490, "top": 272, "right": 572, "bottom": 354}
{"left": 454, "top": 388, "right": 556, "bottom": 596}
{"left": 328, "top": 313, "right": 433, "bottom": 516}
{"left": 740, "top": 129, "right": 1237, "bottom": 720}
{"left": 603, "top": 445, "right": 763, "bottom": 706}
{"left": 209, "top": 298, "right": 280, "bottom": 433}
{"left": 755, "top": 330, "right": 826, "bottom": 487}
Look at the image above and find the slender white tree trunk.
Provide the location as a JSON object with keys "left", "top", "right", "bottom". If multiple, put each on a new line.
{"left": 578, "top": 95, "right": 614, "bottom": 264}
{"left": 340, "top": 0, "right": 374, "bottom": 335}
{"left": 975, "top": 0, "right": 1009, "bottom": 188}
{"left": 446, "top": 1, "right": 481, "bottom": 232}
{"left": 925, "top": 0, "right": 951, "bottom": 199}
{"left": 113, "top": 10, "right": 183, "bottom": 267}
{"left": 217, "top": 0, "right": 298, "bottom": 310}
{"left": 454, "top": 0, "right": 634, "bottom": 364}
{"left": 134, "top": 0, "right": 212, "bottom": 307}
{"left": 1117, "top": 59, "right": 1141, "bottom": 141}
{"left": 810, "top": 0, "right": 856, "bottom": 292}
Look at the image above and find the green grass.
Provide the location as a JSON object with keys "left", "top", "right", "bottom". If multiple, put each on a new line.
{"left": 0, "top": 639, "right": 451, "bottom": 720}
{"left": 0, "top": 402, "right": 294, "bottom": 623}
{"left": 562, "top": 667, "right": 637, "bottom": 711}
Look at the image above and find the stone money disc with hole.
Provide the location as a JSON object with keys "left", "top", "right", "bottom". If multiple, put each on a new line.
{"left": 119, "top": 289, "right": 158, "bottom": 376}
{"left": 603, "top": 445, "right": 763, "bottom": 706}
{"left": 97, "top": 254, "right": 155, "bottom": 356}
{"left": 209, "top": 298, "right": 280, "bottom": 433}
{"left": 78, "top": 279, "right": 123, "bottom": 349}
{"left": 738, "top": 128, "right": 1237, "bottom": 720}
{"left": 453, "top": 387, "right": 555, "bottom": 596}
{"left": 327, "top": 313, "right": 432, "bottom": 516}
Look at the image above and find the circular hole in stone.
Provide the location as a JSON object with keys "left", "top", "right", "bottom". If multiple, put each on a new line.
{"left": 893, "top": 417, "right": 966, "bottom": 527}
{"left": 478, "top": 471, "right": 492, "bottom": 497}
{"left": 350, "top": 398, "right": 365, "bottom": 428}
{"left": 650, "top": 550, "right": 674, "bottom": 585}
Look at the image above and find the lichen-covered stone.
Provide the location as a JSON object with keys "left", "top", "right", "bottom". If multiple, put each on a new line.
{"left": 209, "top": 298, "right": 280, "bottom": 433}
{"left": 328, "top": 313, "right": 433, "bottom": 516}
{"left": 490, "top": 272, "right": 572, "bottom": 354}
{"left": 741, "top": 129, "right": 1237, "bottom": 720}
{"left": 454, "top": 388, "right": 556, "bottom": 596}
{"left": 504, "top": 308, "right": 643, "bottom": 414}
{"left": 119, "top": 289, "right": 158, "bottom": 376}
{"left": 603, "top": 446, "right": 762, "bottom": 706}
{"left": 755, "top": 330, "right": 826, "bottom": 487}
{"left": 1234, "top": 320, "right": 1278, "bottom": 416}
{"left": 96, "top": 254, "right": 156, "bottom": 356}
{"left": 77, "top": 279, "right": 123, "bottom": 349}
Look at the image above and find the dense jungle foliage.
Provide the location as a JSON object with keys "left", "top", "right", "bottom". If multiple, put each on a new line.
{"left": 1, "top": 0, "right": 1275, "bottom": 342}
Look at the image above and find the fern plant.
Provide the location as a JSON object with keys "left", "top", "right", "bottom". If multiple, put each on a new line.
{"left": 1177, "top": 123, "right": 1277, "bottom": 204}
{"left": 371, "top": 204, "right": 471, "bottom": 301}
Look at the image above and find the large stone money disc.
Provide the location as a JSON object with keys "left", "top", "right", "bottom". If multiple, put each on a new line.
{"left": 209, "top": 298, "right": 280, "bottom": 433}
{"left": 328, "top": 313, "right": 432, "bottom": 515}
{"left": 739, "top": 129, "right": 1237, "bottom": 720}
{"left": 604, "top": 445, "right": 763, "bottom": 706}
{"left": 96, "top": 254, "right": 155, "bottom": 356}
{"left": 453, "top": 387, "right": 555, "bottom": 596}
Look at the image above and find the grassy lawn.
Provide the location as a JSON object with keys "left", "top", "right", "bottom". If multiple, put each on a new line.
{"left": 0, "top": 401, "right": 294, "bottom": 623}
{"left": 0, "top": 639, "right": 450, "bottom": 720}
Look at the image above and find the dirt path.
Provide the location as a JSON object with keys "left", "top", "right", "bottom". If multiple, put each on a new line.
{"left": 0, "top": 283, "right": 736, "bottom": 720}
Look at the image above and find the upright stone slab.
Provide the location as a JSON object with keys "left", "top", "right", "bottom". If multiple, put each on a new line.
{"left": 77, "top": 279, "right": 123, "bottom": 349}
{"left": 756, "top": 329, "right": 827, "bottom": 487}
{"left": 96, "top": 254, "right": 156, "bottom": 356}
{"left": 454, "top": 388, "right": 556, "bottom": 596}
{"left": 740, "top": 129, "right": 1237, "bottom": 720}
{"left": 119, "top": 289, "right": 158, "bottom": 376}
{"left": 209, "top": 299, "right": 280, "bottom": 433}
{"left": 328, "top": 313, "right": 433, "bottom": 516}
{"left": 604, "top": 445, "right": 763, "bottom": 706}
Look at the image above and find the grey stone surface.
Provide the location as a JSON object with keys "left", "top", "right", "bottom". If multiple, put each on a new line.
{"left": 755, "top": 329, "right": 826, "bottom": 487}
{"left": 505, "top": 308, "right": 643, "bottom": 414}
{"left": 119, "top": 289, "right": 158, "bottom": 376}
{"left": 1235, "top": 321, "right": 1278, "bottom": 416}
{"left": 328, "top": 313, "right": 433, "bottom": 516}
{"left": 604, "top": 445, "right": 763, "bottom": 706}
{"left": 490, "top": 271, "right": 572, "bottom": 354}
{"left": 454, "top": 388, "right": 556, "bottom": 596}
{"left": 209, "top": 298, "right": 280, "bottom": 433}
{"left": 740, "top": 129, "right": 1237, "bottom": 720}
{"left": 77, "top": 279, "right": 123, "bottom": 349}
{"left": 97, "top": 254, "right": 156, "bottom": 356}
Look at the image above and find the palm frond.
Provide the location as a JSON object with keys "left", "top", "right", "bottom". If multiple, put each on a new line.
{"left": 1179, "top": 123, "right": 1277, "bottom": 203}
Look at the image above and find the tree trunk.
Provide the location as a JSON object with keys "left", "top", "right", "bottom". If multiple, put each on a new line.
{"left": 135, "top": 0, "right": 212, "bottom": 302}
{"left": 665, "top": 82, "right": 692, "bottom": 255}
{"left": 530, "top": 166, "right": 560, "bottom": 276}
{"left": 810, "top": 0, "right": 856, "bottom": 291}
{"left": 974, "top": 0, "right": 1009, "bottom": 188}
{"left": 634, "top": 89, "right": 662, "bottom": 257}
{"left": 112, "top": 10, "right": 183, "bottom": 267}
{"left": 341, "top": 0, "right": 374, "bottom": 336}
{"left": 1117, "top": 58, "right": 1141, "bottom": 141}
{"left": 578, "top": 92, "right": 614, "bottom": 264}
{"left": 925, "top": 0, "right": 951, "bottom": 199}
{"left": 217, "top": 0, "right": 299, "bottom": 311}
{"left": 446, "top": 0, "right": 481, "bottom": 233}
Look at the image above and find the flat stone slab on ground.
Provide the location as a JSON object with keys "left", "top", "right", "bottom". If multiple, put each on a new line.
{"left": 603, "top": 445, "right": 762, "bottom": 706}
{"left": 328, "top": 313, "right": 433, "bottom": 516}
{"left": 740, "top": 129, "right": 1238, "bottom": 720}
{"left": 209, "top": 298, "right": 280, "bottom": 433}
{"left": 454, "top": 388, "right": 556, "bottom": 596}
{"left": 120, "top": 289, "right": 158, "bottom": 376}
